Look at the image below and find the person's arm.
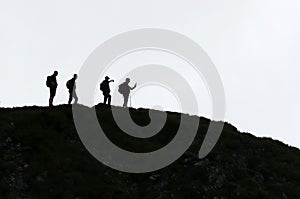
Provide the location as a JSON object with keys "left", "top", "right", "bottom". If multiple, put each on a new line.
{"left": 52, "top": 79, "right": 57, "bottom": 87}
{"left": 130, "top": 83, "right": 137, "bottom": 90}
{"left": 109, "top": 80, "right": 114, "bottom": 83}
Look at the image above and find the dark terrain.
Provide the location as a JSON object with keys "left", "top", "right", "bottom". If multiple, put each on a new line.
{"left": 0, "top": 104, "right": 299, "bottom": 199}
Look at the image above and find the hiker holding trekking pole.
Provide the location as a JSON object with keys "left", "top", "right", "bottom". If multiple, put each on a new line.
{"left": 118, "top": 78, "right": 137, "bottom": 108}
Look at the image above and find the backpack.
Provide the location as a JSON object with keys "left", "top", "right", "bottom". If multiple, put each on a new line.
{"left": 118, "top": 83, "right": 126, "bottom": 95}
{"left": 100, "top": 81, "right": 105, "bottom": 91}
{"left": 46, "top": 76, "right": 51, "bottom": 87}
{"left": 66, "top": 80, "right": 72, "bottom": 89}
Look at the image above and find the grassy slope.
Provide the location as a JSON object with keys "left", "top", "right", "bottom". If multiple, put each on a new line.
{"left": 0, "top": 105, "right": 300, "bottom": 199}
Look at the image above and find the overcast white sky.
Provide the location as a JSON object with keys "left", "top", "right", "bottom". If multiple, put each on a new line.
{"left": 0, "top": 0, "right": 299, "bottom": 148}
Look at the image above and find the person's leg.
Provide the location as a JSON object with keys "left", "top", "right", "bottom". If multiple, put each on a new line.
{"left": 107, "top": 94, "right": 111, "bottom": 105}
{"left": 49, "top": 97, "right": 53, "bottom": 107}
{"left": 73, "top": 91, "right": 78, "bottom": 104}
{"left": 122, "top": 95, "right": 125, "bottom": 107}
{"left": 49, "top": 89, "right": 52, "bottom": 106}
{"left": 103, "top": 93, "right": 108, "bottom": 104}
{"left": 68, "top": 91, "right": 73, "bottom": 104}
{"left": 49, "top": 88, "right": 56, "bottom": 106}
{"left": 123, "top": 94, "right": 129, "bottom": 107}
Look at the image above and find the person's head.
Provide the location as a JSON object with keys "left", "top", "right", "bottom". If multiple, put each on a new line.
{"left": 73, "top": 74, "right": 78, "bottom": 79}
{"left": 105, "top": 76, "right": 110, "bottom": 80}
{"left": 125, "top": 78, "right": 130, "bottom": 83}
{"left": 53, "top": 71, "right": 58, "bottom": 76}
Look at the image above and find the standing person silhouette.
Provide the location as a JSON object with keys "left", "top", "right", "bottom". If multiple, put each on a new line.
{"left": 100, "top": 76, "right": 114, "bottom": 105}
{"left": 66, "top": 74, "right": 78, "bottom": 105}
{"left": 46, "top": 71, "right": 58, "bottom": 107}
{"left": 118, "top": 78, "right": 137, "bottom": 108}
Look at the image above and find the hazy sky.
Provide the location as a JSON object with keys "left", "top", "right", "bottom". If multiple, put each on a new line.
{"left": 1, "top": 0, "right": 299, "bottom": 148}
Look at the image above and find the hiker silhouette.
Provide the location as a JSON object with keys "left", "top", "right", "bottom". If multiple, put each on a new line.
{"left": 46, "top": 71, "right": 58, "bottom": 107}
{"left": 66, "top": 74, "right": 78, "bottom": 105}
{"left": 100, "top": 76, "right": 114, "bottom": 105}
{"left": 118, "top": 78, "right": 137, "bottom": 108}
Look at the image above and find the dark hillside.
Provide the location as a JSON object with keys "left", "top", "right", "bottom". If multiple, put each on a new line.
{"left": 0, "top": 105, "right": 299, "bottom": 199}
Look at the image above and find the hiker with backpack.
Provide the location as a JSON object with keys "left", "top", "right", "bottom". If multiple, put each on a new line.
{"left": 46, "top": 71, "right": 58, "bottom": 107}
{"left": 66, "top": 74, "right": 78, "bottom": 105}
{"left": 100, "top": 76, "right": 114, "bottom": 105}
{"left": 118, "top": 78, "right": 137, "bottom": 108}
